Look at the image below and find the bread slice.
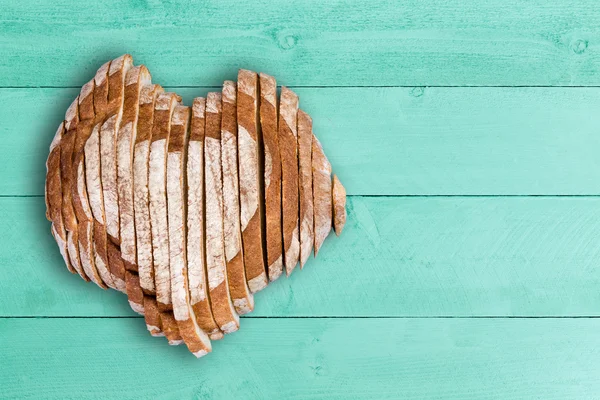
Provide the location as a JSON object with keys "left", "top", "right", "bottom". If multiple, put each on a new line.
{"left": 134, "top": 84, "right": 164, "bottom": 295}
{"left": 84, "top": 59, "right": 126, "bottom": 293}
{"left": 187, "top": 98, "right": 223, "bottom": 340}
{"left": 46, "top": 121, "right": 75, "bottom": 274}
{"left": 125, "top": 270, "right": 145, "bottom": 315}
{"left": 77, "top": 222, "right": 104, "bottom": 287}
{"left": 94, "top": 217, "right": 123, "bottom": 292}
{"left": 50, "top": 223, "right": 73, "bottom": 274}
{"left": 89, "top": 57, "right": 131, "bottom": 291}
{"left": 106, "top": 241, "right": 126, "bottom": 293}
{"left": 205, "top": 92, "right": 240, "bottom": 334}
{"left": 61, "top": 97, "right": 89, "bottom": 281}
{"left": 237, "top": 70, "right": 268, "bottom": 292}
{"left": 85, "top": 60, "right": 122, "bottom": 291}
{"left": 160, "top": 311, "right": 184, "bottom": 346}
{"left": 117, "top": 65, "right": 152, "bottom": 272}
{"left": 143, "top": 295, "right": 164, "bottom": 337}
{"left": 167, "top": 105, "right": 212, "bottom": 357}
{"left": 312, "top": 134, "right": 332, "bottom": 256}
{"left": 46, "top": 122, "right": 64, "bottom": 224}
{"left": 259, "top": 73, "right": 283, "bottom": 282}
{"left": 297, "top": 110, "right": 314, "bottom": 267}
{"left": 87, "top": 125, "right": 125, "bottom": 293}
{"left": 87, "top": 150, "right": 121, "bottom": 291}
{"left": 222, "top": 81, "right": 254, "bottom": 315}
{"left": 149, "top": 92, "right": 181, "bottom": 311}
{"left": 100, "top": 54, "right": 133, "bottom": 245}
{"left": 278, "top": 87, "right": 300, "bottom": 276}
{"left": 72, "top": 77, "right": 106, "bottom": 289}
{"left": 332, "top": 174, "right": 347, "bottom": 236}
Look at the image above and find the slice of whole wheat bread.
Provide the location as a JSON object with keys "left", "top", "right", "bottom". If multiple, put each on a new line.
{"left": 46, "top": 121, "right": 75, "bottom": 274}
{"left": 205, "top": 92, "right": 240, "bottom": 334}
{"left": 167, "top": 105, "right": 212, "bottom": 357}
{"left": 312, "top": 134, "right": 332, "bottom": 256}
{"left": 61, "top": 96, "right": 89, "bottom": 281}
{"left": 125, "top": 270, "right": 145, "bottom": 315}
{"left": 278, "top": 87, "right": 300, "bottom": 276}
{"left": 160, "top": 311, "right": 184, "bottom": 346}
{"left": 149, "top": 92, "right": 181, "bottom": 311}
{"left": 297, "top": 110, "right": 314, "bottom": 267}
{"left": 332, "top": 174, "right": 347, "bottom": 236}
{"left": 237, "top": 70, "right": 268, "bottom": 292}
{"left": 117, "top": 65, "right": 152, "bottom": 273}
{"left": 222, "top": 80, "right": 254, "bottom": 315}
{"left": 72, "top": 70, "right": 111, "bottom": 289}
{"left": 143, "top": 295, "right": 164, "bottom": 337}
{"left": 259, "top": 73, "right": 283, "bottom": 282}
{"left": 85, "top": 60, "right": 122, "bottom": 291}
{"left": 50, "top": 222, "right": 73, "bottom": 273}
{"left": 73, "top": 78, "right": 105, "bottom": 288}
{"left": 100, "top": 54, "right": 133, "bottom": 245}
{"left": 134, "top": 84, "right": 164, "bottom": 295}
{"left": 187, "top": 97, "right": 223, "bottom": 340}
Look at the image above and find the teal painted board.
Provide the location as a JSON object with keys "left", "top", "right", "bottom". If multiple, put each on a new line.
{"left": 2, "top": 318, "right": 599, "bottom": 399}
{"left": 4, "top": 87, "right": 600, "bottom": 196}
{"left": 4, "top": 197, "right": 600, "bottom": 317}
{"left": 2, "top": 0, "right": 600, "bottom": 397}
{"left": 1, "top": 0, "right": 599, "bottom": 87}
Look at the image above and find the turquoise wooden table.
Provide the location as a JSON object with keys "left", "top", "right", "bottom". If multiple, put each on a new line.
{"left": 2, "top": 1, "right": 600, "bottom": 398}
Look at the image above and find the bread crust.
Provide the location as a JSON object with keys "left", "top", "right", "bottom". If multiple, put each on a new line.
{"left": 237, "top": 70, "right": 268, "bottom": 292}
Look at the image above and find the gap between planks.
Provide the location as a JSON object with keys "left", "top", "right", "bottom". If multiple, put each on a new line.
{"left": 3, "top": 316, "right": 600, "bottom": 319}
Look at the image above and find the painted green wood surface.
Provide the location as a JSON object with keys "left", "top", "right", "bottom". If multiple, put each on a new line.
{"left": 2, "top": 0, "right": 600, "bottom": 87}
{"left": 2, "top": 318, "right": 600, "bottom": 399}
{"left": 4, "top": 87, "right": 600, "bottom": 196}
{"left": 4, "top": 196, "right": 600, "bottom": 317}
{"left": 2, "top": 0, "right": 600, "bottom": 398}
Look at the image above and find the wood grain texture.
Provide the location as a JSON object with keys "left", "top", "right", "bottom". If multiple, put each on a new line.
{"left": 2, "top": 0, "right": 600, "bottom": 87}
{"left": 2, "top": 318, "right": 600, "bottom": 399}
{"left": 5, "top": 196, "right": 600, "bottom": 317}
{"left": 8, "top": 87, "right": 600, "bottom": 196}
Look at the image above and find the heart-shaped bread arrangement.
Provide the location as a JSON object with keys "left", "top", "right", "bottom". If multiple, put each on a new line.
{"left": 45, "top": 55, "right": 346, "bottom": 357}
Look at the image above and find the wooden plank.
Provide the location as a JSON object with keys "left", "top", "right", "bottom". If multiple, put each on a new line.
{"left": 8, "top": 87, "right": 600, "bottom": 196}
{"left": 2, "top": 317, "right": 600, "bottom": 398}
{"left": 2, "top": 0, "right": 600, "bottom": 87}
{"left": 5, "top": 196, "right": 600, "bottom": 317}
